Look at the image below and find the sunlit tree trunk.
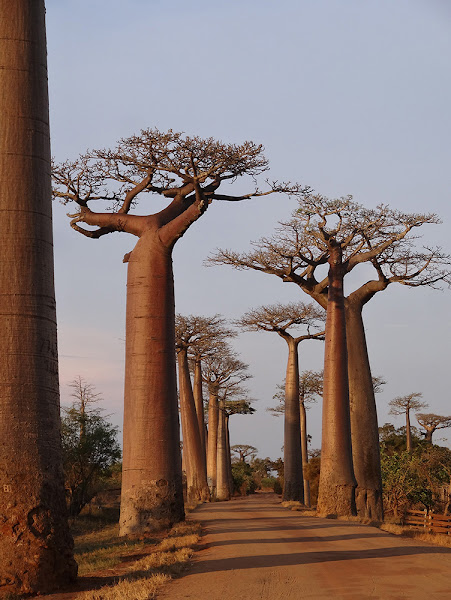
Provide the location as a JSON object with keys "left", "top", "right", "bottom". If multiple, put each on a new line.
{"left": 406, "top": 409, "right": 412, "bottom": 453}
{"left": 193, "top": 358, "right": 207, "bottom": 462}
{"left": 120, "top": 233, "right": 184, "bottom": 535}
{"left": 206, "top": 386, "right": 219, "bottom": 496}
{"left": 283, "top": 338, "right": 304, "bottom": 502}
{"left": 216, "top": 398, "right": 231, "bottom": 501}
{"left": 0, "top": 1, "right": 78, "bottom": 594}
{"left": 346, "top": 300, "right": 383, "bottom": 521}
{"left": 317, "top": 243, "right": 356, "bottom": 517}
{"left": 177, "top": 349, "right": 210, "bottom": 504}
{"left": 299, "top": 398, "right": 311, "bottom": 507}
{"left": 225, "top": 414, "right": 234, "bottom": 494}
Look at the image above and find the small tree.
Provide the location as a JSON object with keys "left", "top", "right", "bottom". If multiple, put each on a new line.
{"left": 389, "top": 393, "right": 428, "bottom": 452}
{"left": 231, "top": 444, "right": 258, "bottom": 463}
{"left": 61, "top": 378, "right": 121, "bottom": 517}
{"left": 235, "top": 302, "right": 325, "bottom": 504}
{"left": 416, "top": 413, "right": 451, "bottom": 444}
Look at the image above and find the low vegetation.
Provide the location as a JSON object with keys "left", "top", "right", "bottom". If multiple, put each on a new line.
{"left": 71, "top": 515, "right": 201, "bottom": 599}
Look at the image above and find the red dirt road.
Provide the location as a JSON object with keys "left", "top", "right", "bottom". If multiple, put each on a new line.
{"left": 160, "top": 494, "right": 451, "bottom": 600}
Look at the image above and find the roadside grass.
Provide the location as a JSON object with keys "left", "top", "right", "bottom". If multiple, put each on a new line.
{"left": 379, "top": 522, "right": 451, "bottom": 548}
{"left": 71, "top": 516, "right": 201, "bottom": 599}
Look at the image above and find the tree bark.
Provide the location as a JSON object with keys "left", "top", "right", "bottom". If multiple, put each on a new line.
{"left": 193, "top": 358, "right": 207, "bottom": 462}
{"left": 346, "top": 300, "right": 383, "bottom": 521}
{"left": 216, "top": 398, "right": 231, "bottom": 501}
{"left": 206, "top": 388, "right": 219, "bottom": 496}
{"left": 0, "top": 1, "right": 77, "bottom": 593}
{"left": 120, "top": 232, "right": 184, "bottom": 535}
{"left": 317, "top": 243, "right": 357, "bottom": 517}
{"left": 406, "top": 409, "right": 412, "bottom": 453}
{"left": 283, "top": 338, "right": 304, "bottom": 502}
{"left": 177, "top": 349, "right": 210, "bottom": 505}
{"left": 225, "top": 414, "right": 234, "bottom": 495}
{"left": 299, "top": 399, "right": 311, "bottom": 507}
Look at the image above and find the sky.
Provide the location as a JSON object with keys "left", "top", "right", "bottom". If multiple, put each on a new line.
{"left": 46, "top": 0, "right": 451, "bottom": 459}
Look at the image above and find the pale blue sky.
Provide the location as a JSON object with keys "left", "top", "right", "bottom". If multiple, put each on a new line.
{"left": 46, "top": 0, "right": 451, "bottom": 458}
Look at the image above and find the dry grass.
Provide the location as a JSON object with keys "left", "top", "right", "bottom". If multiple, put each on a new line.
{"left": 75, "top": 520, "right": 201, "bottom": 600}
{"left": 379, "top": 522, "right": 451, "bottom": 548}
{"left": 281, "top": 501, "right": 316, "bottom": 515}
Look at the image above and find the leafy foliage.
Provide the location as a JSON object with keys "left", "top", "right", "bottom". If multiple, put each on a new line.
{"left": 61, "top": 378, "right": 121, "bottom": 517}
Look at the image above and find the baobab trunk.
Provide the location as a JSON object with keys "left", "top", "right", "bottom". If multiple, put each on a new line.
{"left": 177, "top": 349, "right": 210, "bottom": 504}
{"left": 216, "top": 398, "right": 231, "bottom": 501}
{"left": 0, "top": 1, "right": 77, "bottom": 593}
{"left": 120, "top": 232, "right": 184, "bottom": 535}
{"left": 193, "top": 358, "right": 207, "bottom": 461}
{"left": 406, "top": 410, "right": 412, "bottom": 452}
{"left": 346, "top": 301, "right": 383, "bottom": 521}
{"left": 300, "top": 400, "right": 311, "bottom": 507}
{"left": 317, "top": 243, "right": 356, "bottom": 517}
{"left": 225, "top": 414, "right": 234, "bottom": 494}
{"left": 206, "top": 387, "right": 220, "bottom": 496}
{"left": 283, "top": 338, "right": 304, "bottom": 502}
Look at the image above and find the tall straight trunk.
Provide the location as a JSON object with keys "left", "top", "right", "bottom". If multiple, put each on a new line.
{"left": 177, "top": 349, "right": 210, "bottom": 504}
{"left": 225, "top": 415, "right": 234, "bottom": 494}
{"left": 346, "top": 300, "right": 383, "bottom": 521}
{"left": 193, "top": 358, "right": 207, "bottom": 462}
{"left": 406, "top": 410, "right": 412, "bottom": 453}
{"left": 120, "top": 233, "right": 184, "bottom": 535}
{"left": 0, "top": 1, "right": 77, "bottom": 593}
{"left": 216, "top": 398, "right": 231, "bottom": 501}
{"left": 283, "top": 338, "right": 304, "bottom": 502}
{"left": 317, "top": 243, "right": 356, "bottom": 517}
{"left": 300, "top": 400, "right": 311, "bottom": 507}
{"left": 206, "top": 388, "right": 219, "bottom": 496}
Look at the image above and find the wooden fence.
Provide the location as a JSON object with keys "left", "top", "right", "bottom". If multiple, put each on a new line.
{"left": 404, "top": 509, "right": 451, "bottom": 534}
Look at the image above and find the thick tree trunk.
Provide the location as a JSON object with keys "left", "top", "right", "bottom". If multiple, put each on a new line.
{"left": 177, "top": 349, "right": 210, "bottom": 505}
{"left": 425, "top": 429, "right": 433, "bottom": 443}
{"left": 406, "top": 410, "right": 412, "bottom": 453}
{"left": 120, "top": 233, "right": 184, "bottom": 535}
{"left": 317, "top": 244, "right": 357, "bottom": 517}
{"left": 300, "top": 400, "right": 311, "bottom": 507}
{"left": 206, "top": 388, "right": 219, "bottom": 496}
{"left": 0, "top": 1, "right": 77, "bottom": 593}
{"left": 193, "top": 358, "right": 207, "bottom": 462}
{"left": 216, "top": 399, "right": 231, "bottom": 501}
{"left": 283, "top": 338, "right": 304, "bottom": 502}
{"left": 346, "top": 301, "right": 383, "bottom": 521}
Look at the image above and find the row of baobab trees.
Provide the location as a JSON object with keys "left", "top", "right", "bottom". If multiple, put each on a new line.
{"left": 1, "top": 2, "right": 450, "bottom": 595}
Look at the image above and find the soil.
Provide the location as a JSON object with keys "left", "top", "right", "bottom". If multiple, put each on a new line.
{"left": 33, "top": 493, "right": 451, "bottom": 599}
{"left": 160, "top": 493, "right": 451, "bottom": 600}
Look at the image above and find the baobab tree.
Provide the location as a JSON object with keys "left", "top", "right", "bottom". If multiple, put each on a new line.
{"left": 52, "top": 130, "right": 291, "bottom": 535}
{"left": 0, "top": 1, "right": 77, "bottom": 593}
{"left": 268, "top": 370, "right": 323, "bottom": 506}
{"left": 236, "top": 303, "right": 325, "bottom": 503}
{"left": 416, "top": 413, "right": 451, "bottom": 444}
{"left": 202, "top": 351, "right": 251, "bottom": 499}
{"left": 224, "top": 395, "right": 255, "bottom": 493}
{"left": 231, "top": 445, "right": 258, "bottom": 463}
{"left": 389, "top": 393, "right": 428, "bottom": 452}
{"left": 211, "top": 194, "right": 450, "bottom": 519}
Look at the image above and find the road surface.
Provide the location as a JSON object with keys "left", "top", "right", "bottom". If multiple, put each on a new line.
{"left": 160, "top": 493, "right": 451, "bottom": 600}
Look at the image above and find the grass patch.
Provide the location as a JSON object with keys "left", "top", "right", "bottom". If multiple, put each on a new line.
{"left": 379, "top": 523, "right": 451, "bottom": 548}
{"left": 73, "top": 520, "right": 201, "bottom": 599}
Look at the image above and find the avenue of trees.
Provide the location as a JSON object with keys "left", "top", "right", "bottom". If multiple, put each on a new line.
{"left": 210, "top": 195, "right": 450, "bottom": 519}
{"left": 2, "top": 4, "right": 451, "bottom": 595}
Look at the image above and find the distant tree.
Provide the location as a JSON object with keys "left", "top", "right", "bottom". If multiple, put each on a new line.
{"left": 231, "top": 444, "right": 258, "bottom": 463}
{"left": 53, "top": 129, "right": 291, "bottom": 535}
{"left": 211, "top": 194, "right": 450, "bottom": 519}
{"left": 389, "top": 393, "right": 428, "bottom": 452}
{"left": 268, "top": 370, "right": 323, "bottom": 506}
{"left": 202, "top": 351, "right": 251, "bottom": 499}
{"left": 61, "top": 378, "right": 121, "bottom": 517}
{"left": 416, "top": 413, "right": 451, "bottom": 444}
{"left": 379, "top": 423, "right": 422, "bottom": 454}
{"left": 224, "top": 392, "right": 255, "bottom": 497}
{"left": 235, "top": 303, "right": 325, "bottom": 504}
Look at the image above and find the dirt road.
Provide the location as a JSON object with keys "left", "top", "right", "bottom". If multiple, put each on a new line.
{"left": 160, "top": 494, "right": 451, "bottom": 600}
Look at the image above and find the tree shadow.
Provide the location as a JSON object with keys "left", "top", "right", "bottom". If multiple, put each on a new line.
{"left": 207, "top": 531, "right": 389, "bottom": 547}
{"left": 190, "top": 544, "right": 451, "bottom": 575}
